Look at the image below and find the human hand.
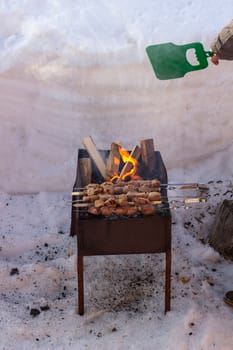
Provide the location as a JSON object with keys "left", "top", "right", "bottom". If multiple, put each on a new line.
{"left": 211, "top": 53, "right": 219, "bottom": 65}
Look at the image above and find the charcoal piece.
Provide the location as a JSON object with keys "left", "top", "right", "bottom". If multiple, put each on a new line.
{"left": 40, "top": 305, "right": 50, "bottom": 311}
{"left": 10, "top": 268, "right": 19, "bottom": 276}
{"left": 30, "top": 308, "right": 41, "bottom": 317}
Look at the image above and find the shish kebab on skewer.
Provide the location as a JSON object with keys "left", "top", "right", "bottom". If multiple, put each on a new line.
{"left": 71, "top": 179, "right": 208, "bottom": 216}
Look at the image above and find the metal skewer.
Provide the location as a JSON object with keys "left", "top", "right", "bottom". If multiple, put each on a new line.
{"left": 70, "top": 195, "right": 208, "bottom": 203}
{"left": 72, "top": 182, "right": 209, "bottom": 193}
{"left": 73, "top": 201, "right": 206, "bottom": 213}
{"left": 71, "top": 197, "right": 208, "bottom": 208}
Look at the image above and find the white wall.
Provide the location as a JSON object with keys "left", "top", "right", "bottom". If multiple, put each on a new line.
{"left": 0, "top": 1, "right": 232, "bottom": 192}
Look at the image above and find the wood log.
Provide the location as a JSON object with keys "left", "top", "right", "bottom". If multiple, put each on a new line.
{"left": 78, "top": 158, "right": 92, "bottom": 186}
{"left": 117, "top": 145, "right": 141, "bottom": 181}
{"left": 140, "top": 138, "right": 156, "bottom": 174}
{"left": 82, "top": 136, "right": 107, "bottom": 179}
{"left": 106, "top": 142, "right": 121, "bottom": 179}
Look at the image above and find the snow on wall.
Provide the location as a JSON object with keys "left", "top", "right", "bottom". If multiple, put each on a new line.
{"left": 0, "top": 1, "right": 232, "bottom": 192}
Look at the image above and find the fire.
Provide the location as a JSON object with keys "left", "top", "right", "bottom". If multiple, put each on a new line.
{"left": 119, "top": 147, "right": 138, "bottom": 179}
{"left": 110, "top": 145, "right": 139, "bottom": 182}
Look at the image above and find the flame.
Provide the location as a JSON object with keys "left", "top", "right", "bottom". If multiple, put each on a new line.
{"left": 119, "top": 147, "right": 138, "bottom": 180}
{"left": 110, "top": 145, "right": 139, "bottom": 182}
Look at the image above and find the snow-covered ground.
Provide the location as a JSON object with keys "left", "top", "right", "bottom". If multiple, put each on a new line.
{"left": 0, "top": 180, "right": 233, "bottom": 350}
{"left": 0, "top": 1, "right": 233, "bottom": 192}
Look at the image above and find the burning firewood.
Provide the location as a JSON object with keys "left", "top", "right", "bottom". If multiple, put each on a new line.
{"left": 82, "top": 136, "right": 107, "bottom": 179}
{"left": 140, "top": 138, "right": 156, "bottom": 175}
{"left": 106, "top": 142, "right": 121, "bottom": 179}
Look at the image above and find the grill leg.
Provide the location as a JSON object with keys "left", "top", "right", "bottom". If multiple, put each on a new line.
{"left": 78, "top": 254, "right": 84, "bottom": 315}
{"left": 165, "top": 249, "right": 171, "bottom": 313}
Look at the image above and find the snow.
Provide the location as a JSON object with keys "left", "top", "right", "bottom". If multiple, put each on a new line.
{"left": 0, "top": 0, "right": 233, "bottom": 349}
{"left": 0, "top": 0, "right": 233, "bottom": 192}
{"left": 0, "top": 181, "right": 233, "bottom": 350}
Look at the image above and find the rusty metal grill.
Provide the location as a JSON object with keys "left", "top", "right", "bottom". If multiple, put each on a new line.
{"left": 70, "top": 149, "right": 172, "bottom": 315}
